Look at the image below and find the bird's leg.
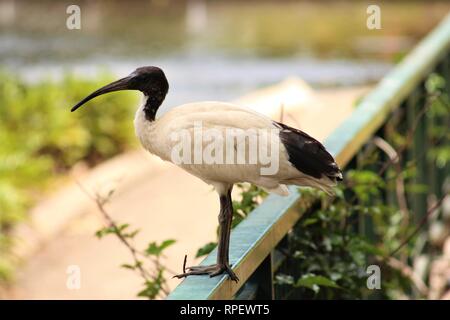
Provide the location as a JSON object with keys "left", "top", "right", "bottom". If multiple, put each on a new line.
{"left": 174, "top": 187, "right": 239, "bottom": 282}
{"left": 210, "top": 188, "right": 238, "bottom": 280}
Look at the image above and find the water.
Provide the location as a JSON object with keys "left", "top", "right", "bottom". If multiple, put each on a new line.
{"left": 15, "top": 55, "right": 393, "bottom": 112}
{"left": 1, "top": 0, "right": 448, "bottom": 105}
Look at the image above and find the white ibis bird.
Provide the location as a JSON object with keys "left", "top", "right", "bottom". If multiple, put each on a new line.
{"left": 71, "top": 66, "right": 342, "bottom": 282}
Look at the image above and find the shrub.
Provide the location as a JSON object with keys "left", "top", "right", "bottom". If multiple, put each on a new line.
{"left": 0, "top": 71, "right": 139, "bottom": 282}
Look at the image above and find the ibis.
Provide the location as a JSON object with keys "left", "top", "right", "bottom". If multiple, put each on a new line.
{"left": 71, "top": 66, "right": 343, "bottom": 282}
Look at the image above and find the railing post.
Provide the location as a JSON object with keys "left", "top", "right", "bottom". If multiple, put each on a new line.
{"left": 256, "top": 254, "right": 275, "bottom": 299}
{"left": 436, "top": 54, "right": 450, "bottom": 198}
{"left": 384, "top": 107, "right": 404, "bottom": 207}
{"left": 234, "top": 253, "right": 274, "bottom": 300}
{"left": 407, "top": 86, "right": 428, "bottom": 221}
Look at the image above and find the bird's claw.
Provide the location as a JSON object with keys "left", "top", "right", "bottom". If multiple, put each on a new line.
{"left": 173, "top": 263, "right": 239, "bottom": 282}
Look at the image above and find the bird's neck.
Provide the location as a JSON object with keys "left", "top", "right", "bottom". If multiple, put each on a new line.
{"left": 134, "top": 99, "right": 159, "bottom": 152}
{"left": 142, "top": 94, "right": 162, "bottom": 122}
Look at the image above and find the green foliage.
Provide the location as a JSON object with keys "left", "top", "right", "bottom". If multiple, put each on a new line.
{"left": 0, "top": 71, "right": 138, "bottom": 282}
{"left": 295, "top": 274, "right": 341, "bottom": 293}
{"left": 232, "top": 184, "right": 268, "bottom": 228}
{"left": 425, "top": 73, "right": 450, "bottom": 169}
{"left": 95, "top": 223, "right": 140, "bottom": 239}
{"left": 138, "top": 270, "right": 165, "bottom": 299}
{"left": 145, "top": 239, "right": 176, "bottom": 257}
{"left": 195, "top": 242, "right": 217, "bottom": 258}
{"left": 346, "top": 169, "right": 385, "bottom": 202}
{"left": 0, "top": 258, "right": 14, "bottom": 284}
{"left": 275, "top": 184, "right": 385, "bottom": 299}
{"left": 274, "top": 72, "right": 449, "bottom": 300}
{"left": 95, "top": 220, "right": 175, "bottom": 299}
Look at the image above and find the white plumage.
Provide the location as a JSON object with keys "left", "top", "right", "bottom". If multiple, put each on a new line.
{"left": 134, "top": 100, "right": 338, "bottom": 196}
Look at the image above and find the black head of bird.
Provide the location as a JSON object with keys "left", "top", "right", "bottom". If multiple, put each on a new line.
{"left": 71, "top": 66, "right": 169, "bottom": 120}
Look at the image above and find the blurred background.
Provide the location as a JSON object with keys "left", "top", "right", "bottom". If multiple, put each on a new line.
{"left": 3, "top": 0, "right": 450, "bottom": 103}
{"left": 0, "top": 0, "right": 449, "bottom": 299}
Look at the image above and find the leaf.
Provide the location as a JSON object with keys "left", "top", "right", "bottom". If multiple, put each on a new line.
{"left": 145, "top": 243, "right": 159, "bottom": 256}
{"left": 295, "top": 274, "right": 341, "bottom": 293}
{"left": 95, "top": 223, "right": 130, "bottom": 239}
{"left": 302, "top": 218, "right": 318, "bottom": 227}
{"left": 137, "top": 270, "right": 165, "bottom": 299}
{"left": 275, "top": 274, "right": 294, "bottom": 285}
{"left": 293, "top": 250, "right": 305, "bottom": 259}
{"left": 137, "top": 281, "right": 160, "bottom": 299}
{"left": 123, "top": 229, "right": 140, "bottom": 239}
{"left": 118, "top": 223, "right": 130, "bottom": 232}
{"left": 95, "top": 226, "right": 116, "bottom": 239}
{"left": 352, "top": 239, "right": 385, "bottom": 256}
{"left": 145, "top": 239, "right": 176, "bottom": 256}
{"left": 160, "top": 239, "right": 176, "bottom": 250}
{"left": 195, "top": 242, "right": 217, "bottom": 258}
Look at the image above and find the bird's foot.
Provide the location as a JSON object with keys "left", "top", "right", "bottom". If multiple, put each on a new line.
{"left": 173, "top": 263, "right": 239, "bottom": 282}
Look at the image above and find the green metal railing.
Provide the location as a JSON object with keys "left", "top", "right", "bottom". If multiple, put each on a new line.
{"left": 168, "top": 13, "right": 450, "bottom": 300}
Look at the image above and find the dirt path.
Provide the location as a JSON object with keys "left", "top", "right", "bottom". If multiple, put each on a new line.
{"left": 6, "top": 80, "right": 370, "bottom": 299}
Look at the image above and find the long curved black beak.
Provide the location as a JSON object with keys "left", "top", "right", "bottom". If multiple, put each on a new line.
{"left": 71, "top": 76, "right": 132, "bottom": 112}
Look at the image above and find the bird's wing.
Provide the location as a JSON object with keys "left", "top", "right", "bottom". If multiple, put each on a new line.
{"left": 156, "top": 102, "right": 284, "bottom": 182}
{"left": 155, "top": 102, "right": 342, "bottom": 191}
{"left": 162, "top": 101, "right": 274, "bottom": 130}
{"left": 274, "top": 121, "right": 343, "bottom": 181}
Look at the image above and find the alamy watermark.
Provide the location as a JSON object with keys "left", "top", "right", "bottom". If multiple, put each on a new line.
{"left": 66, "top": 265, "right": 81, "bottom": 290}
{"left": 367, "top": 4, "right": 382, "bottom": 30}
{"left": 66, "top": 5, "right": 81, "bottom": 30}
{"left": 366, "top": 265, "right": 381, "bottom": 289}
{"left": 170, "top": 121, "right": 280, "bottom": 175}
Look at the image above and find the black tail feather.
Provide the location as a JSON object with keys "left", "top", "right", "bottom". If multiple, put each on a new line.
{"left": 275, "top": 121, "right": 343, "bottom": 181}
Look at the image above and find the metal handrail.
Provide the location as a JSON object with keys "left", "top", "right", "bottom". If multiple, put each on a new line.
{"left": 168, "top": 13, "right": 450, "bottom": 300}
